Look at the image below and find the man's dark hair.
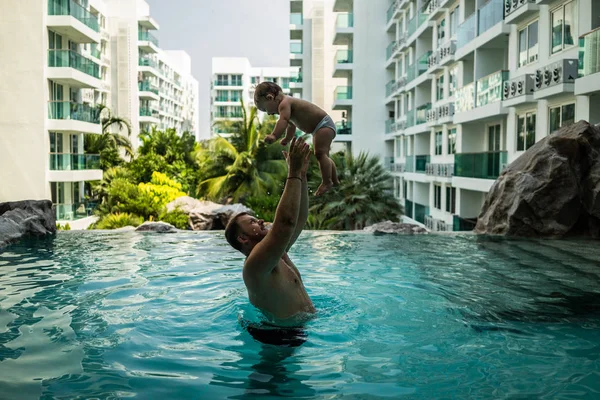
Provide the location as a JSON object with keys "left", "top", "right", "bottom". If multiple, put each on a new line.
{"left": 225, "top": 212, "right": 250, "bottom": 253}
{"left": 254, "top": 81, "right": 282, "bottom": 103}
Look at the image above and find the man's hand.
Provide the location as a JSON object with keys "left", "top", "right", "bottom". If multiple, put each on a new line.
{"left": 283, "top": 147, "right": 311, "bottom": 178}
{"left": 265, "top": 134, "right": 277, "bottom": 144}
{"left": 286, "top": 137, "right": 311, "bottom": 178}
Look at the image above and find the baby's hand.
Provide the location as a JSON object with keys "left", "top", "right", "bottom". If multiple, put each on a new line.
{"left": 280, "top": 138, "right": 290, "bottom": 146}
{"left": 264, "top": 134, "right": 277, "bottom": 144}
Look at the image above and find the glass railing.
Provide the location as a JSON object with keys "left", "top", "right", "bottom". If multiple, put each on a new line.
{"left": 290, "top": 42, "right": 303, "bottom": 54}
{"left": 407, "top": 11, "right": 428, "bottom": 38}
{"left": 290, "top": 73, "right": 303, "bottom": 83}
{"left": 55, "top": 202, "right": 96, "bottom": 221}
{"left": 406, "top": 109, "right": 416, "bottom": 127}
{"left": 416, "top": 103, "right": 432, "bottom": 125}
{"left": 49, "top": 153, "right": 101, "bottom": 170}
{"left": 457, "top": 12, "right": 477, "bottom": 49}
{"left": 140, "top": 107, "right": 159, "bottom": 117}
{"left": 386, "top": 41, "right": 397, "bottom": 60}
{"left": 407, "top": 63, "right": 417, "bottom": 83}
{"left": 335, "top": 121, "right": 352, "bottom": 135}
{"left": 335, "top": 49, "right": 353, "bottom": 64}
{"left": 139, "top": 80, "right": 159, "bottom": 95}
{"left": 405, "top": 155, "right": 415, "bottom": 172}
{"left": 336, "top": 13, "right": 354, "bottom": 28}
{"left": 48, "top": 101, "right": 100, "bottom": 123}
{"left": 139, "top": 56, "right": 158, "bottom": 69}
{"left": 579, "top": 28, "right": 600, "bottom": 77}
{"left": 478, "top": 0, "right": 504, "bottom": 35}
{"left": 415, "top": 155, "right": 430, "bottom": 172}
{"left": 414, "top": 202, "right": 430, "bottom": 224}
{"left": 455, "top": 83, "right": 475, "bottom": 113}
{"left": 214, "top": 111, "right": 243, "bottom": 118}
{"left": 48, "top": 49, "right": 100, "bottom": 78}
{"left": 48, "top": 0, "right": 99, "bottom": 32}
{"left": 290, "top": 13, "right": 303, "bottom": 25}
{"left": 334, "top": 86, "right": 353, "bottom": 100}
{"left": 417, "top": 51, "right": 432, "bottom": 75}
{"left": 138, "top": 31, "right": 159, "bottom": 46}
{"left": 385, "top": 119, "right": 395, "bottom": 133}
{"left": 453, "top": 215, "right": 477, "bottom": 231}
{"left": 90, "top": 45, "right": 101, "bottom": 59}
{"left": 387, "top": 0, "right": 399, "bottom": 22}
{"left": 405, "top": 199, "right": 414, "bottom": 218}
{"left": 454, "top": 151, "right": 508, "bottom": 179}
{"left": 386, "top": 80, "right": 395, "bottom": 97}
{"left": 476, "top": 70, "right": 508, "bottom": 107}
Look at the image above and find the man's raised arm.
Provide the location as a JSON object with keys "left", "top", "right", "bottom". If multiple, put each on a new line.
{"left": 286, "top": 151, "right": 309, "bottom": 251}
{"left": 244, "top": 138, "right": 311, "bottom": 278}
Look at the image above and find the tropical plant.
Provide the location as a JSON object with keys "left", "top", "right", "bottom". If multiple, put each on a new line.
{"left": 84, "top": 105, "right": 134, "bottom": 170}
{"left": 308, "top": 152, "right": 403, "bottom": 230}
{"left": 197, "top": 100, "right": 286, "bottom": 202}
{"left": 158, "top": 208, "right": 190, "bottom": 230}
{"left": 92, "top": 213, "right": 144, "bottom": 229}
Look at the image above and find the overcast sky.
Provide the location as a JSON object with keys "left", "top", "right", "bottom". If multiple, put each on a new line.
{"left": 145, "top": 0, "right": 289, "bottom": 139}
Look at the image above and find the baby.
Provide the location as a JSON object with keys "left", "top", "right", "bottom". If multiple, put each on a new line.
{"left": 254, "top": 81, "right": 338, "bottom": 196}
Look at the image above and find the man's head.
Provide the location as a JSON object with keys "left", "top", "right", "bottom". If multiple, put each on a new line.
{"left": 225, "top": 213, "right": 269, "bottom": 255}
{"left": 254, "top": 82, "right": 283, "bottom": 115}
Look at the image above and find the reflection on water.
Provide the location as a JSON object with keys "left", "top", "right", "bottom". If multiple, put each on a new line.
{"left": 0, "top": 231, "right": 599, "bottom": 398}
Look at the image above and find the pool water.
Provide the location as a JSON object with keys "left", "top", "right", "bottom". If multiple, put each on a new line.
{"left": 1, "top": 232, "right": 600, "bottom": 399}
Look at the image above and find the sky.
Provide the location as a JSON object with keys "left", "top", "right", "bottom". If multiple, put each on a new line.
{"left": 145, "top": 0, "right": 289, "bottom": 139}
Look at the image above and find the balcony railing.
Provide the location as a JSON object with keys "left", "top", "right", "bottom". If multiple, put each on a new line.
{"left": 405, "top": 199, "right": 414, "bottom": 218}
{"left": 386, "top": 41, "right": 397, "bottom": 60}
{"left": 48, "top": 101, "right": 100, "bottom": 123}
{"left": 453, "top": 215, "right": 477, "bottom": 232}
{"left": 49, "top": 153, "right": 101, "bottom": 170}
{"left": 334, "top": 86, "right": 353, "bottom": 100}
{"left": 407, "top": 51, "right": 432, "bottom": 83}
{"left": 386, "top": 80, "right": 395, "bottom": 97}
{"left": 579, "top": 27, "right": 600, "bottom": 77}
{"left": 504, "top": 0, "right": 535, "bottom": 18}
{"left": 387, "top": 0, "right": 400, "bottom": 22}
{"left": 425, "top": 163, "right": 454, "bottom": 177}
{"left": 405, "top": 154, "right": 430, "bottom": 172}
{"left": 48, "top": 49, "right": 100, "bottom": 78}
{"left": 406, "top": 109, "right": 416, "bottom": 128}
{"left": 335, "top": 121, "right": 352, "bottom": 135}
{"left": 55, "top": 202, "right": 97, "bottom": 221}
{"left": 139, "top": 31, "right": 159, "bottom": 46}
{"left": 139, "top": 80, "right": 159, "bottom": 95}
{"left": 48, "top": 0, "right": 99, "bottom": 32}
{"left": 290, "top": 13, "right": 303, "bottom": 25}
{"left": 214, "top": 111, "right": 243, "bottom": 118}
{"left": 457, "top": 12, "right": 477, "bottom": 49}
{"left": 290, "top": 73, "right": 303, "bottom": 83}
{"left": 414, "top": 202, "right": 429, "bottom": 224}
{"left": 336, "top": 13, "right": 354, "bottom": 28}
{"left": 455, "top": 83, "right": 475, "bottom": 113}
{"left": 139, "top": 56, "right": 158, "bottom": 69}
{"left": 335, "top": 49, "right": 353, "bottom": 64}
{"left": 140, "top": 107, "right": 159, "bottom": 117}
{"left": 385, "top": 119, "right": 395, "bottom": 133}
{"left": 290, "top": 42, "right": 303, "bottom": 54}
{"left": 407, "top": 11, "right": 428, "bottom": 38}
{"left": 454, "top": 151, "right": 508, "bottom": 179}
{"left": 476, "top": 70, "right": 508, "bottom": 107}
{"left": 416, "top": 103, "right": 432, "bottom": 125}
{"left": 457, "top": 0, "right": 504, "bottom": 49}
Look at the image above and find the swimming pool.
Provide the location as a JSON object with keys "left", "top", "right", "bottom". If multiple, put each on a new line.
{"left": 1, "top": 231, "right": 599, "bottom": 399}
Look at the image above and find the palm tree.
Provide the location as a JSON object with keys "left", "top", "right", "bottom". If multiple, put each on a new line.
{"left": 308, "top": 152, "right": 403, "bottom": 230}
{"left": 84, "top": 105, "right": 134, "bottom": 170}
{"left": 197, "top": 101, "right": 286, "bottom": 202}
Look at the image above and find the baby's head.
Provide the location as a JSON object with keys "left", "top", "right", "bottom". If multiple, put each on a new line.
{"left": 254, "top": 82, "right": 283, "bottom": 115}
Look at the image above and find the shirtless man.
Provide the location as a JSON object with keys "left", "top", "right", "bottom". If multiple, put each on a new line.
{"left": 225, "top": 137, "right": 316, "bottom": 325}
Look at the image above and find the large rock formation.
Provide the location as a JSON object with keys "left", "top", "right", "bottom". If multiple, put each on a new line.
{"left": 476, "top": 121, "right": 600, "bottom": 238}
{"left": 135, "top": 221, "right": 178, "bottom": 233}
{"left": 0, "top": 200, "right": 56, "bottom": 248}
{"left": 166, "top": 196, "right": 253, "bottom": 230}
{"left": 364, "top": 221, "right": 428, "bottom": 235}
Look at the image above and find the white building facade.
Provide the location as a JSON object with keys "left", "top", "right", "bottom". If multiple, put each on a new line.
{"left": 0, "top": 0, "right": 199, "bottom": 228}
{"left": 324, "top": 0, "right": 599, "bottom": 230}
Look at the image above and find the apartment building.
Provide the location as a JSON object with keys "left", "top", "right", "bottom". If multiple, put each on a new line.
{"left": 328, "top": 0, "right": 599, "bottom": 230}
{"left": 0, "top": 0, "right": 199, "bottom": 229}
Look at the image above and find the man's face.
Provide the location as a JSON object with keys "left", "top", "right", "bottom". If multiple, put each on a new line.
{"left": 256, "top": 96, "right": 279, "bottom": 115}
{"left": 237, "top": 214, "right": 269, "bottom": 246}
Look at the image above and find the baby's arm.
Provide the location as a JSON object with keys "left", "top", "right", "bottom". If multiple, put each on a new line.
{"left": 265, "top": 100, "right": 291, "bottom": 144}
{"left": 281, "top": 123, "right": 296, "bottom": 146}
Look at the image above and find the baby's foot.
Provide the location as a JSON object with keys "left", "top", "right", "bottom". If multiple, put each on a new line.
{"left": 315, "top": 182, "right": 334, "bottom": 196}
{"left": 333, "top": 177, "right": 340, "bottom": 185}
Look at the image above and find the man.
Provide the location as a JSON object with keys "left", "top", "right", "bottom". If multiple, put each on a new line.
{"left": 225, "top": 137, "right": 316, "bottom": 324}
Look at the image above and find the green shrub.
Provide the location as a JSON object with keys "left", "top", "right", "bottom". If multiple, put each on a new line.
{"left": 92, "top": 213, "right": 144, "bottom": 229}
{"left": 56, "top": 223, "right": 71, "bottom": 231}
{"left": 245, "top": 195, "right": 280, "bottom": 222}
{"left": 159, "top": 209, "right": 190, "bottom": 230}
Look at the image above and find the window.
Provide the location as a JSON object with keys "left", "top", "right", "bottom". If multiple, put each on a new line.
{"left": 549, "top": 103, "right": 575, "bottom": 133}
{"left": 216, "top": 90, "right": 228, "bottom": 101}
{"left": 231, "top": 106, "right": 243, "bottom": 117}
{"left": 231, "top": 75, "right": 242, "bottom": 86}
{"left": 488, "top": 124, "right": 502, "bottom": 151}
{"left": 516, "top": 111, "right": 536, "bottom": 151}
{"left": 230, "top": 90, "right": 242, "bottom": 102}
{"left": 518, "top": 20, "right": 538, "bottom": 67}
{"left": 551, "top": 1, "right": 575, "bottom": 54}
{"left": 437, "top": 19, "right": 446, "bottom": 47}
{"left": 434, "top": 185, "right": 442, "bottom": 210}
{"left": 445, "top": 186, "right": 456, "bottom": 214}
{"left": 395, "top": 138, "right": 402, "bottom": 157}
{"left": 403, "top": 137, "right": 408, "bottom": 156}
{"left": 282, "top": 77, "right": 290, "bottom": 88}
{"left": 251, "top": 76, "right": 258, "bottom": 84}
{"left": 436, "top": 74, "right": 444, "bottom": 101}
{"left": 449, "top": 7, "right": 459, "bottom": 37}
{"left": 217, "top": 74, "right": 228, "bottom": 85}
{"left": 449, "top": 66, "right": 457, "bottom": 97}
{"left": 447, "top": 128, "right": 456, "bottom": 154}
{"left": 217, "top": 106, "right": 227, "bottom": 117}
{"left": 435, "top": 131, "right": 443, "bottom": 155}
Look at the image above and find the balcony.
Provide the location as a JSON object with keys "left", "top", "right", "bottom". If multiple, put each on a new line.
{"left": 575, "top": 28, "right": 600, "bottom": 96}
{"left": 532, "top": 59, "right": 578, "bottom": 100}
{"left": 454, "top": 151, "right": 507, "bottom": 179}
{"left": 425, "top": 216, "right": 453, "bottom": 232}
{"left": 407, "top": 51, "right": 432, "bottom": 85}
{"left": 47, "top": 49, "right": 101, "bottom": 88}
{"left": 55, "top": 202, "right": 97, "bottom": 221}
{"left": 416, "top": 103, "right": 432, "bottom": 125}
{"left": 138, "top": 31, "right": 159, "bottom": 53}
{"left": 47, "top": 101, "right": 101, "bottom": 134}
{"left": 139, "top": 56, "right": 159, "bottom": 76}
{"left": 504, "top": 0, "right": 539, "bottom": 25}
{"left": 457, "top": 12, "right": 477, "bottom": 50}
{"left": 139, "top": 80, "right": 160, "bottom": 101}
{"left": 454, "top": 83, "right": 475, "bottom": 113}
{"left": 386, "top": 41, "right": 397, "bottom": 61}
{"left": 49, "top": 153, "right": 101, "bottom": 170}
{"left": 426, "top": 103, "right": 455, "bottom": 126}
{"left": 476, "top": 70, "right": 508, "bottom": 107}
{"left": 405, "top": 155, "right": 430, "bottom": 173}
{"left": 139, "top": 15, "right": 159, "bottom": 30}
{"left": 454, "top": 70, "right": 508, "bottom": 123}
{"left": 47, "top": 0, "right": 100, "bottom": 43}
{"left": 214, "top": 79, "right": 242, "bottom": 88}
{"left": 456, "top": 0, "right": 508, "bottom": 58}
{"left": 333, "top": 49, "right": 353, "bottom": 77}
{"left": 290, "top": 73, "right": 303, "bottom": 89}
{"left": 335, "top": 121, "right": 352, "bottom": 135}
{"left": 334, "top": 0, "right": 354, "bottom": 12}
{"left": 414, "top": 202, "right": 430, "bottom": 224}
{"left": 427, "top": 0, "right": 450, "bottom": 19}
{"left": 502, "top": 74, "right": 535, "bottom": 107}
{"left": 213, "top": 111, "right": 243, "bottom": 119}
{"left": 453, "top": 215, "right": 477, "bottom": 232}
{"left": 290, "top": 13, "right": 303, "bottom": 27}
{"left": 407, "top": 11, "right": 429, "bottom": 40}
{"left": 290, "top": 42, "right": 303, "bottom": 61}
{"left": 333, "top": 13, "right": 354, "bottom": 45}
{"left": 425, "top": 163, "right": 454, "bottom": 178}
{"left": 332, "top": 86, "right": 353, "bottom": 110}
{"left": 139, "top": 107, "right": 160, "bottom": 124}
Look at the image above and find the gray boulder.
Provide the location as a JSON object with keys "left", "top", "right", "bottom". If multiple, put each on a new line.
{"left": 135, "top": 221, "right": 178, "bottom": 233}
{"left": 0, "top": 200, "right": 56, "bottom": 248}
{"left": 476, "top": 120, "right": 600, "bottom": 238}
{"left": 364, "top": 221, "right": 428, "bottom": 235}
{"left": 166, "top": 196, "right": 253, "bottom": 230}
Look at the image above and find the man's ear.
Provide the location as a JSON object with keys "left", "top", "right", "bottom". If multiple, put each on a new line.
{"left": 237, "top": 234, "right": 248, "bottom": 245}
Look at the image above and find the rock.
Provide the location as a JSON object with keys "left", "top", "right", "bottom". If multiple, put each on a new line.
{"left": 364, "top": 221, "right": 428, "bottom": 235}
{"left": 112, "top": 226, "right": 136, "bottom": 232}
{"left": 166, "top": 196, "right": 253, "bottom": 230}
{"left": 135, "top": 221, "right": 178, "bottom": 233}
{"left": 0, "top": 200, "right": 56, "bottom": 248}
{"left": 475, "top": 121, "right": 600, "bottom": 238}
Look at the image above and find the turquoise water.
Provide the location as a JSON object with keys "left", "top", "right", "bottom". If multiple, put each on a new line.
{"left": 1, "top": 232, "right": 600, "bottom": 399}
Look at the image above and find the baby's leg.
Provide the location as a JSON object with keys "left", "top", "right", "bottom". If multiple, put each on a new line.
{"left": 280, "top": 128, "right": 296, "bottom": 146}
{"left": 331, "top": 158, "right": 339, "bottom": 185}
{"left": 313, "top": 128, "right": 336, "bottom": 196}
